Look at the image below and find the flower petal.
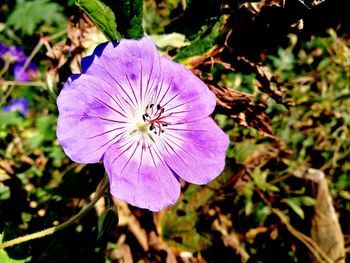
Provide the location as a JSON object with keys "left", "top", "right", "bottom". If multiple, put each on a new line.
{"left": 158, "top": 117, "right": 229, "bottom": 184}
{"left": 103, "top": 139, "right": 180, "bottom": 211}
{"left": 57, "top": 74, "right": 129, "bottom": 163}
{"left": 83, "top": 37, "right": 161, "bottom": 111}
{"left": 151, "top": 57, "right": 216, "bottom": 124}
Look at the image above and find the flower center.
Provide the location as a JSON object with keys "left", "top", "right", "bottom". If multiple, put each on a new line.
{"left": 142, "top": 103, "right": 171, "bottom": 136}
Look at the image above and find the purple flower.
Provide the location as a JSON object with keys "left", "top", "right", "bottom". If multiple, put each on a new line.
{"left": 0, "top": 44, "right": 26, "bottom": 63}
{"left": 0, "top": 43, "right": 38, "bottom": 82}
{"left": 3, "top": 97, "right": 29, "bottom": 116}
{"left": 13, "top": 61, "right": 38, "bottom": 82}
{"left": 0, "top": 43, "right": 8, "bottom": 57}
{"left": 7, "top": 46, "right": 27, "bottom": 62}
{"left": 57, "top": 36, "right": 229, "bottom": 211}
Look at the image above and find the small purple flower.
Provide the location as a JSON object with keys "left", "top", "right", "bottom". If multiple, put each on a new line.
{"left": 7, "top": 46, "right": 27, "bottom": 63}
{"left": 0, "top": 43, "right": 39, "bottom": 82}
{"left": 0, "top": 43, "right": 8, "bottom": 57}
{"left": 57, "top": 37, "right": 229, "bottom": 211}
{"left": 0, "top": 44, "right": 26, "bottom": 63}
{"left": 3, "top": 97, "right": 29, "bottom": 116}
{"left": 13, "top": 61, "right": 38, "bottom": 82}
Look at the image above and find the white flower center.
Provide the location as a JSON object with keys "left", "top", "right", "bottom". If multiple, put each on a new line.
{"left": 128, "top": 103, "right": 172, "bottom": 143}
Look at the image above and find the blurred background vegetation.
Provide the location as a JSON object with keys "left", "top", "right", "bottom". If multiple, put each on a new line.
{"left": 0, "top": 0, "right": 349, "bottom": 262}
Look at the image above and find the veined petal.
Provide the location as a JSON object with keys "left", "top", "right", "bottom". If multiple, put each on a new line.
{"left": 159, "top": 117, "right": 229, "bottom": 184}
{"left": 57, "top": 74, "right": 128, "bottom": 163}
{"left": 56, "top": 36, "right": 229, "bottom": 211}
{"left": 151, "top": 57, "right": 216, "bottom": 124}
{"left": 103, "top": 139, "right": 180, "bottom": 211}
{"left": 83, "top": 37, "right": 161, "bottom": 111}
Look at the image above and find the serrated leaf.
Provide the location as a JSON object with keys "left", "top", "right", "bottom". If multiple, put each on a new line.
{"left": 76, "top": 0, "right": 122, "bottom": 41}
{"left": 6, "top": 0, "right": 66, "bottom": 35}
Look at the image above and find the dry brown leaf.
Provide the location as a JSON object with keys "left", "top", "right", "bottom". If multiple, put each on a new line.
{"left": 294, "top": 168, "right": 346, "bottom": 263}
{"left": 208, "top": 83, "right": 278, "bottom": 140}
{"left": 113, "top": 198, "right": 149, "bottom": 252}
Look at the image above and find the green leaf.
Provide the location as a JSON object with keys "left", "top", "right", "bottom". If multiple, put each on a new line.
{"left": 151, "top": 33, "right": 189, "bottom": 49}
{"left": 283, "top": 198, "right": 305, "bottom": 219}
{"left": 0, "top": 112, "right": 23, "bottom": 131}
{"left": 0, "top": 233, "right": 31, "bottom": 262}
{"left": 76, "top": 0, "right": 122, "bottom": 41}
{"left": 0, "top": 184, "right": 10, "bottom": 201}
{"left": 161, "top": 185, "right": 213, "bottom": 252}
{"left": 174, "top": 15, "right": 228, "bottom": 62}
{"left": 6, "top": 0, "right": 66, "bottom": 35}
{"left": 24, "top": 114, "right": 56, "bottom": 150}
{"left": 160, "top": 165, "right": 232, "bottom": 252}
{"left": 112, "top": 0, "right": 144, "bottom": 39}
{"left": 124, "top": 0, "right": 144, "bottom": 39}
{"left": 282, "top": 196, "right": 315, "bottom": 219}
{"left": 97, "top": 206, "right": 119, "bottom": 243}
{"left": 298, "top": 196, "right": 316, "bottom": 206}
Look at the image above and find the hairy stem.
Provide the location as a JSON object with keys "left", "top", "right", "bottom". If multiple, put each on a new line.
{"left": 0, "top": 175, "right": 109, "bottom": 249}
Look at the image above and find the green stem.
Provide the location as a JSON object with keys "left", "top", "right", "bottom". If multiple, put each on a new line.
{"left": 0, "top": 175, "right": 109, "bottom": 249}
{"left": 1, "top": 81, "right": 46, "bottom": 87}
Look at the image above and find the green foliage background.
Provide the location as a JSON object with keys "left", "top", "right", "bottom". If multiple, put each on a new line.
{"left": 0, "top": 0, "right": 349, "bottom": 262}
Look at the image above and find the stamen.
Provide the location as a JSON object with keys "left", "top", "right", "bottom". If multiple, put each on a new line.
{"left": 141, "top": 103, "right": 171, "bottom": 137}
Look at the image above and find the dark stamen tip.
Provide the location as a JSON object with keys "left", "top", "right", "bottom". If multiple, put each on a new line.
{"left": 157, "top": 104, "right": 161, "bottom": 110}
{"left": 150, "top": 104, "right": 154, "bottom": 108}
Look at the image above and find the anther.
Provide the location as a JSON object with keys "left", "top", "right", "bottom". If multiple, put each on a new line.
{"left": 150, "top": 123, "right": 155, "bottom": 131}
{"left": 157, "top": 104, "right": 161, "bottom": 111}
